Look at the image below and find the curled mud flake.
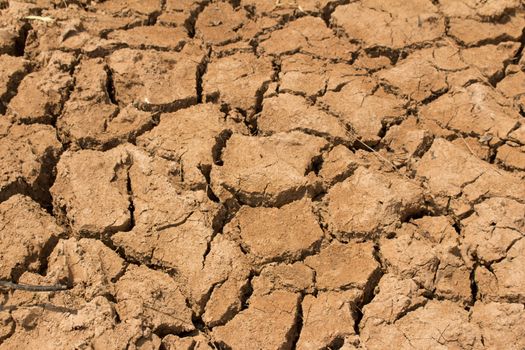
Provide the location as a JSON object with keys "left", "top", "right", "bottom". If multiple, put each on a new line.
{"left": 3, "top": 295, "right": 118, "bottom": 349}
{"left": 376, "top": 48, "right": 448, "bottom": 103}
{"left": 162, "top": 333, "right": 213, "bottom": 350}
{"left": 111, "top": 148, "right": 221, "bottom": 272}
{"left": 225, "top": 198, "right": 324, "bottom": 264}
{"left": 0, "top": 55, "right": 29, "bottom": 114}
{"left": 380, "top": 216, "right": 472, "bottom": 303}
{"left": 252, "top": 262, "right": 315, "bottom": 296}
{"left": 360, "top": 274, "right": 427, "bottom": 328}
{"left": 51, "top": 146, "right": 132, "bottom": 237}
{"left": 210, "top": 132, "right": 327, "bottom": 207}
{"left": 194, "top": 2, "right": 248, "bottom": 46}
{"left": 137, "top": 103, "right": 240, "bottom": 190}
{"left": 447, "top": 15, "right": 525, "bottom": 47}
{"left": 476, "top": 239, "right": 525, "bottom": 303}
{"left": 93, "top": 0, "right": 162, "bottom": 19}
{"left": 382, "top": 118, "right": 434, "bottom": 166}
{"left": 58, "top": 58, "right": 155, "bottom": 150}
{"left": 107, "top": 26, "right": 188, "bottom": 51}
{"left": 258, "top": 16, "right": 357, "bottom": 61}
{"left": 114, "top": 264, "right": 194, "bottom": 334}
{"left": 460, "top": 42, "right": 521, "bottom": 83}
{"left": 331, "top": 0, "right": 445, "bottom": 50}
{"left": 8, "top": 52, "right": 75, "bottom": 125}
{"left": 495, "top": 144, "right": 525, "bottom": 170}
{"left": 212, "top": 290, "right": 300, "bottom": 350}
{"left": 0, "top": 195, "right": 63, "bottom": 281}
{"left": 258, "top": 93, "right": 353, "bottom": 145}
{"left": 415, "top": 138, "right": 525, "bottom": 214}
{"left": 202, "top": 273, "right": 251, "bottom": 328}
{"left": 46, "top": 237, "right": 126, "bottom": 300}
{"left": 203, "top": 52, "right": 274, "bottom": 117}
{"left": 419, "top": 83, "right": 520, "bottom": 142}
{"left": 470, "top": 301, "right": 525, "bottom": 350}
{"left": 497, "top": 70, "right": 525, "bottom": 112}
{"left": 318, "top": 145, "right": 361, "bottom": 186}
{"left": 0, "top": 121, "right": 62, "bottom": 205}
{"left": 157, "top": 0, "right": 209, "bottom": 29}
{"left": 361, "top": 300, "right": 484, "bottom": 350}
{"left": 279, "top": 54, "right": 363, "bottom": 99}
{"left": 240, "top": 0, "right": 343, "bottom": 18}
{"left": 107, "top": 43, "right": 206, "bottom": 112}
{"left": 297, "top": 290, "right": 362, "bottom": 350}
{"left": 304, "top": 241, "right": 380, "bottom": 293}
{"left": 324, "top": 167, "right": 425, "bottom": 239}
{"left": 319, "top": 76, "right": 407, "bottom": 146}
{"left": 462, "top": 197, "right": 525, "bottom": 264}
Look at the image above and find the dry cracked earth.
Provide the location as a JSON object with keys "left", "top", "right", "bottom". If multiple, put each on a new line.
{"left": 0, "top": 0, "right": 525, "bottom": 349}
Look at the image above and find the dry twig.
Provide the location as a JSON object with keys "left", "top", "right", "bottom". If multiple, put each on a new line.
{"left": 0, "top": 280, "right": 69, "bottom": 292}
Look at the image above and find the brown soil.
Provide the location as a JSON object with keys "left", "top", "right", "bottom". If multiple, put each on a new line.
{"left": 0, "top": 0, "right": 524, "bottom": 349}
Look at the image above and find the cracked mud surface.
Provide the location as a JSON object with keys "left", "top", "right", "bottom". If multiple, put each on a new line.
{"left": 0, "top": 0, "right": 524, "bottom": 349}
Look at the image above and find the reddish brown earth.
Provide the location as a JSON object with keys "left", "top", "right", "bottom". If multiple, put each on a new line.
{"left": 0, "top": 0, "right": 524, "bottom": 349}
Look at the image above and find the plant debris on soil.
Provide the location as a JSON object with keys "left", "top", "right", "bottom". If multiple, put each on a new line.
{"left": 0, "top": 0, "right": 524, "bottom": 349}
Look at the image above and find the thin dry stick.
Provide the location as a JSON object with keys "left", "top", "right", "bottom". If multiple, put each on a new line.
{"left": 352, "top": 137, "right": 412, "bottom": 180}
{"left": 0, "top": 280, "right": 69, "bottom": 292}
